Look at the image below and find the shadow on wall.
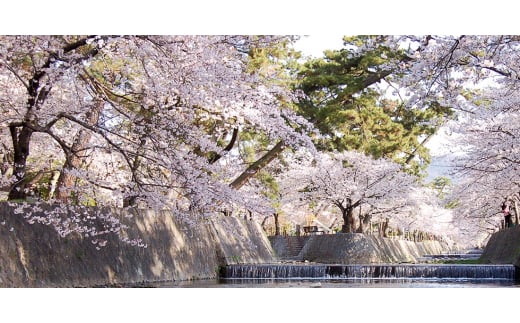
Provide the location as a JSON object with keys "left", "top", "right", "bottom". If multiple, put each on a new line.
{"left": 479, "top": 226, "right": 520, "bottom": 267}
{"left": 0, "top": 203, "right": 275, "bottom": 287}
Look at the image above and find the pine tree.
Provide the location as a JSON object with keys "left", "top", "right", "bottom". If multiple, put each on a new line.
{"left": 296, "top": 36, "right": 452, "bottom": 176}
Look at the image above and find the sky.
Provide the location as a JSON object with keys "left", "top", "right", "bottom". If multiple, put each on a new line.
{"left": 293, "top": 35, "right": 345, "bottom": 57}
{"left": 3, "top": 1, "right": 519, "bottom": 34}
{"left": 425, "top": 136, "right": 456, "bottom": 180}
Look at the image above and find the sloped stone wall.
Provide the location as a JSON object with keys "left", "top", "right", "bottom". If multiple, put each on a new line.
{"left": 0, "top": 203, "right": 275, "bottom": 287}
{"left": 298, "top": 233, "right": 450, "bottom": 264}
{"left": 479, "top": 226, "right": 520, "bottom": 267}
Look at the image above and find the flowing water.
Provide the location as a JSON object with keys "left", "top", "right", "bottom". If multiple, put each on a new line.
{"left": 144, "top": 263, "right": 519, "bottom": 288}
{"left": 222, "top": 263, "right": 516, "bottom": 280}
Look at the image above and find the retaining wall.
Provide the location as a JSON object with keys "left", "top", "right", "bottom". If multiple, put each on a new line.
{"left": 0, "top": 203, "right": 274, "bottom": 287}
{"left": 479, "top": 226, "right": 520, "bottom": 267}
{"left": 296, "top": 233, "right": 451, "bottom": 264}
{"left": 7, "top": 201, "right": 509, "bottom": 287}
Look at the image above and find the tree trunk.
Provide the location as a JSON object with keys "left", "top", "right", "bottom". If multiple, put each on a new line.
{"left": 381, "top": 218, "right": 389, "bottom": 237}
{"left": 47, "top": 170, "right": 61, "bottom": 199}
{"left": 357, "top": 211, "right": 372, "bottom": 234}
{"left": 7, "top": 37, "right": 99, "bottom": 201}
{"left": 229, "top": 140, "right": 286, "bottom": 190}
{"left": 208, "top": 128, "right": 239, "bottom": 164}
{"left": 261, "top": 215, "right": 271, "bottom": 231}
{"left": 55, "top": 100, "right": 103, "bottom": 203}
{"left": 0, "top": 143, "right": 14, "bottom": 184}
{"left": 274, "top": 213, "right": 280, "bottom": 236}
{"left": 404, "top": 132, "right": 436, "bottom": 165}
{"left": 341, "top": 206, "right": 355, "bottom": 233}
{"left": 8, "top": 126, "right": 34, "bottom": 200}
{"left": 356, "top": 207, "right": 364, "bottom": 233}
{"left": 123, "top": 116, "right": 155, "bottom": 207}
{"left": 328, "top": 218, "right": 338, "bottom": 231}
{"left": 514, "top": 198, "right": 519, "bottom": 225}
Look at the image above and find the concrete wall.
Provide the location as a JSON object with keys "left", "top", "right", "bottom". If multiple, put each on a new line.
{"left": 0, "top": 203, "right": 275, "bottom": 287}
{"left": 479, "top": 226, "right": 520, "bottom": 267}
{"left": 298, "top": 233, "right": 450, "bottom": 264}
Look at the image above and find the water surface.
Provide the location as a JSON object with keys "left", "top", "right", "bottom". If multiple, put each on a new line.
{"left": 153, "top": 278, "right": 519, "bottom": 288}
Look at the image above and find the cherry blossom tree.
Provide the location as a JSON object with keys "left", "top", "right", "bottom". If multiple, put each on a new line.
{"left": 395, "top": 185, "right": 458, "bottom": 244}
{"left": 271, "top": 147, "right": 459, "bottom": 243}
{"left": 278, "top": 150, "right": 418, "bottom": 233}
{"left": 6, "top": 35, "right": 520, "bottom": 248}
{"left": 352, "top": 35, "right": 520, "bottom": 244}
{"left": 444, "top": 88, "right": 520, "bottom": 242}
{"left": 0, "top": 35, "right": 315, "bottom": 245}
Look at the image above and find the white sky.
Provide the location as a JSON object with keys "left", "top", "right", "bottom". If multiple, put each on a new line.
{"left": 293, "top": 35, "right": 345, "bottom": 58}
{"left": 4, "top": 1, "right": 518, "bottom": 34}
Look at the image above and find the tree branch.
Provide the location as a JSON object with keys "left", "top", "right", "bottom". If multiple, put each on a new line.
{"left": 229, "top": 140, "right": 286, "bottom": 190}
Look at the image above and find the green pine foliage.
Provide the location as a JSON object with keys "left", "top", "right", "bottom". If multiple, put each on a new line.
{"left": 295, "top": 36, "right": 453, "bottom": 176}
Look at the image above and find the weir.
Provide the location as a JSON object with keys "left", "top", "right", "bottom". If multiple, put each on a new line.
{"left": 221, "top": 264, "right": 517, "bottom": 281}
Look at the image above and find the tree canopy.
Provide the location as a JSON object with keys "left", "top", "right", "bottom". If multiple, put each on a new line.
{"left": 3, "top": 35, "right": 520, "bottom": 248}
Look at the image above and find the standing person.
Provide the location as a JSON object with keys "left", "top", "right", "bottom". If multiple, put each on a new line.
{"left": 502, "top": 200, "right": 513, "bottom": 228}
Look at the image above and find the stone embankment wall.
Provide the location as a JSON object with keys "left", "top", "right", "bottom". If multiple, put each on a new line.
{"left": 271, "top": 234, "right": 451, "bottom": 264}
{"left": 479, "top": 226, "right": 520, "bottom": 267}
{"left": 0, "top": 203, "right": 274, "bottom": 287}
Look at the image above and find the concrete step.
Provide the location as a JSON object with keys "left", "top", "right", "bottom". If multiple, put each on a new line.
{"left": 442, "top": 249, "right": 483, "bottom": 255}
{"left": 424, "top": 254, "right": 481, "bottom": 259}
{"left": 285, "top": 237, "right": 306, "bottom": 256}
{"left": 418, "top": 249, "right": 483, "bottom": 263}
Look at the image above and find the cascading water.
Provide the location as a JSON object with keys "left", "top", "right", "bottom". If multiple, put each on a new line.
{"left": 221, "top": 264, "right": 517, "bottom": 281}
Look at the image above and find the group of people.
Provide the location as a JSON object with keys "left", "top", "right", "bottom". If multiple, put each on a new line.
{"left": 501, "top": 200, "right": 515, "bottom": 228}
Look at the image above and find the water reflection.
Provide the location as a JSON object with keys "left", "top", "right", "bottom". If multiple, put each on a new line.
{"left": 150, "top": 278, "right": 519, "bottom": 288}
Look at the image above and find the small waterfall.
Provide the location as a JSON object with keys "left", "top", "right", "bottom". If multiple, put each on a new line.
{"left": 223, "top": 264, "right": 328, "bottom": 279}
{"left": 221, "top": 264, "right": 517, "bottom": 281}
